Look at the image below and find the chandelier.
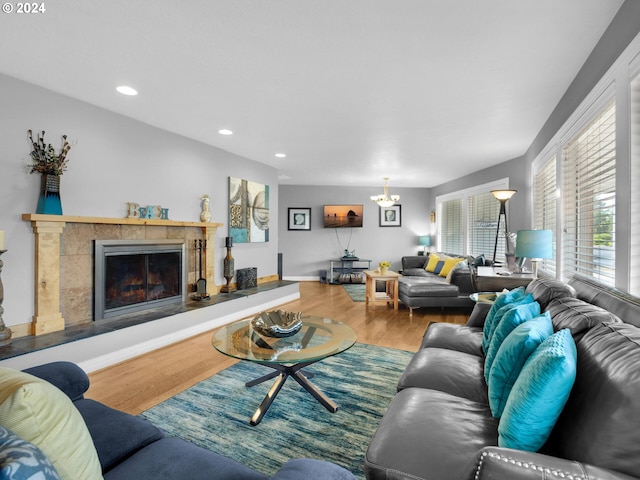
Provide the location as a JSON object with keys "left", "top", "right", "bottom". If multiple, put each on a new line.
{"left": 370, "top": 177, "right": 400, "bottom": 207}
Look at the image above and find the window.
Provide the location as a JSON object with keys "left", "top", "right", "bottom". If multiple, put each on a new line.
{"left": 630, "top": 71, "right": 640, "bottom": 295}
{"left": 436, "top": 179, "right": 509, "bottom": 257}
{"left": 467, "top": 192, "right": 501, "bottom": 258}
{"left": 562, "top": 100, "right": 616, "bottom": 285}
{"left": 533, "top": 155, "right": 557, "bottom": 276}
{"left": 439, "top": 198, "right": 463, "bottom": 253}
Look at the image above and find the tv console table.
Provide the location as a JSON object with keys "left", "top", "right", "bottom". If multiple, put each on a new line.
{"left": 328, "top": 258, "right": 372, "bottom": 284}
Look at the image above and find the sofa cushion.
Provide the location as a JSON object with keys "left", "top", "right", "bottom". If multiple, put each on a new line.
{"left": 482, "top": 288, "right": 530, "bottom": 353}
{"left": 0, "top": 368, "right": 102, "bottom": 480}
{"left": 399, "top": 277, "right": 459, "bottom": 297}
{"left": 546, "top": 297, "right": 622, "bottom": 343}
{"left": 548, "top": 322, "right": 640, "bottom": 478}
{"left": 487, "top": 312, "right": 553, "bottom": 417}
{"left": 421, "top": 322, "right": 483, "bottom": 356}
{"left": 74, "top": 398, "right": 164, "bottom": 472}
{"left": 397, "top": 348, "right": 487, "bottom": 404}
{"left": 484, "top": 300, "right": 541, "bottom": 382}
{"left": 272, "top": 459, "right": 356, "bottom": 480}
{"left": 525, "top": 277, "right": 577, "bottom": 311}
{"left": 364, "top": 388, "right": 499, "bottom": 480}
{"left": 498, "top": 329, "right": 577, "bottom": 452}
{"left": 0, "top": 426, "right": 60, "bottom": 480}
{"left": 102, "top": 437, "right": 268, "bottom": 480}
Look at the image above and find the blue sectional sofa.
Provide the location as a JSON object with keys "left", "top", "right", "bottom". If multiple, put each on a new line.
{"left": 0, "top": 361, "right": 356, "bottom": 479}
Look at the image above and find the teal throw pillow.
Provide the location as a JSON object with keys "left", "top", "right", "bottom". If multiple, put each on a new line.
{"left": 498, "top": 329, "right": 577, "bottom": 452}
{"left": 484, "top": 300, "right": 541, "bottom": 383}
{"left": 482, "top": 287, "right": 528, "bottom": 353}
{"left": 0, "top": 426, "right": 60, "bottom": 480}
{"left": 487, "top": 312, "right": 553, "bottom": 417}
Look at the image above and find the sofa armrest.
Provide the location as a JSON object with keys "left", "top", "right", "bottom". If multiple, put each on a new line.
{"left": 23, "top": 361, "right": 90, "bottom": 401}
{"left": 473, "top": 447, "right": 638, "bottom": 480}
{"left": 449, "top": 268, "right": 474, "bottom": 294}
{"left": 466, "top": 303, "right": 492, "bottom": 327}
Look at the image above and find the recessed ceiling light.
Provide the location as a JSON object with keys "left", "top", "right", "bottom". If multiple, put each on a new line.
{"left": 275, "top": 153, "right": 286, "bottom": 158}
{"left": 218, "top": 129, "right": 233, "bottom": 135}
{"left": 116, "top": 85, "right": 138, "bottom": 96}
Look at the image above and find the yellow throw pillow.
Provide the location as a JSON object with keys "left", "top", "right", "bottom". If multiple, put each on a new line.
{"left": 440, "top": 257, "right": 465, "bottom": 278}
{"left": 425, "top": 253, "right": 441, "bottom": 272}
{"left": 0, "top": 368, "right": 103, "bottom": 480}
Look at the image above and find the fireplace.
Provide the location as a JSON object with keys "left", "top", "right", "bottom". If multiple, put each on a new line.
{"left": 94, "top": 240, "right": 186, "bottom": 320}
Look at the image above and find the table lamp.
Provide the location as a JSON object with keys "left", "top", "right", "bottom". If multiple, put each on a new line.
{"left": 515, "top": 230, "right": 553, "bottom": 279}
{"left": 418, "top": 235, "right": 431, "bottom": 255}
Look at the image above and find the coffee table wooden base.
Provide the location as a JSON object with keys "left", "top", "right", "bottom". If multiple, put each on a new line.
{"left": 247, "top": 360, "right": 338, "bottom": 426}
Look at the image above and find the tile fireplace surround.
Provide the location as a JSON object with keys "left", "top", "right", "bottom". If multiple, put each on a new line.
{"left": 21, "top": 214, "right": 222, "bottom": 337}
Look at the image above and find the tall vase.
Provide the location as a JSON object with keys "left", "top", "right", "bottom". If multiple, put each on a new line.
{"left": 36, "top": 174, "right": 63, "bottom": 215}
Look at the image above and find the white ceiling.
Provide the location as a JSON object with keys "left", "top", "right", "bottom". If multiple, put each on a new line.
{"left": 0, "top": 0, "right": 624, "bottom": 188}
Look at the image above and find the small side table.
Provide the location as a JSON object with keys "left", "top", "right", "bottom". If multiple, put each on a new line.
{"left": 363, "top": 270, "right": 401, "bottom": 311}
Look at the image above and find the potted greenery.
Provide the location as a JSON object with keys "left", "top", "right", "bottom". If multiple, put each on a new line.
{"left": 27, "top": 130, "right": 73, "bottom": 214}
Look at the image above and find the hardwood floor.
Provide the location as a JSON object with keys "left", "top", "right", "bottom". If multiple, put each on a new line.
{"left": 86, "top": 281, "right": 470, "bottom": 415}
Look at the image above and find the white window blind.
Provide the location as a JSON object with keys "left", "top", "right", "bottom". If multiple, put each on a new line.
{"left": 630, "top": 72, "right": 640, "bottom": 295}
{"left": 562, "top": 100, "right": 616, "bottom": 285}
{"left": 533, "top": 155, "right": 557, "bottom": 276}
{"left": 467, "top": 192, "right": 500, "bottom": 258}
{"left": 439, "top": 198, "right": 463, "bottom": 253}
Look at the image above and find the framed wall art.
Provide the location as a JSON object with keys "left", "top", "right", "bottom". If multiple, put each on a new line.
{"left": 288, "top": 207, "right": 311, "bottom": 231}
{"left": 379, "top": 204, "right": 401, "bottom": 227}
{"left": 229, "top": 177, "right": 269, "bottom": 243}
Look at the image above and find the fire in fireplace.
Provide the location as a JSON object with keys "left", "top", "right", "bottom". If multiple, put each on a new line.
{"left": 94, "top": 240, "right": 186, "bottom": 320}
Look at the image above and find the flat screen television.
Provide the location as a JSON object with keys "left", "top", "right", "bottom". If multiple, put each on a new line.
{"left": 323, "top": 204, "right": 363, "bottom": 228}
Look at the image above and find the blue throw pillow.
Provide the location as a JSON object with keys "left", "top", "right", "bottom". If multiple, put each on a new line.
{"left": 498, "top": 329, "right": 577, "bottom": 451}
{"left": 482, "top": 288, "right": 528, "bottom": 353}
{"left": 484, "top": 300, "right": 541, "bottom": 383}
{"left": 487, "top": 312, "right": 553, "bottom": 418}
{"left": 0, "top": 426, "right": 60, "bottom": 480}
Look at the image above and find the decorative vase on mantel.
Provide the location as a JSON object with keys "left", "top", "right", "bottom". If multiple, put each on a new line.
{"left": 36, "top": 174, "right": 63, "bottom": 215}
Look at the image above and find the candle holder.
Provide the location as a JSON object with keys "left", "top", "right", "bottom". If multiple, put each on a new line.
{"left": 219, "top": 237, "right": 235, "bottom": 293}
{"left": 0, "top": 250, "right": 13, "bottom": 346}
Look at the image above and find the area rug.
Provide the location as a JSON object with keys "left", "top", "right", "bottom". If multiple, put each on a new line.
{"left": 139, "top": 343, "right": 414, "bottom": 479}
{"left": 342, "top": 283, "right": 366, "bottom": 302}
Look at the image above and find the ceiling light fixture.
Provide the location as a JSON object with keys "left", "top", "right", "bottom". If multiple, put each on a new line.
{"left": 116, "top": 85, "right": 138, "bottom": 96}
{"left": 275, "top": 153, "right": 286, "bottom": 158}
{"left": 370, "top": 177, "right": 400, "bottom": 207}
{"left": 218, "top": 129, "right": 233, "bottom": 135}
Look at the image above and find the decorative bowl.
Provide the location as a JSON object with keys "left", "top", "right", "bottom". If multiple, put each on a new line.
{"left": 251, "top": 310, "right": 303, "bottom": 338}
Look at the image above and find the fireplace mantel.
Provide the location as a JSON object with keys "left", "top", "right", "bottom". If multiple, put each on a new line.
{"left": 22, "top": 214, "right": 223, "bottom": 336}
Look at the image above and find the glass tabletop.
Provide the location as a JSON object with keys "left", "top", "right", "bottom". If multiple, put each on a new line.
{"left": 212, "top": 316, "right": 357, "bottom": 365}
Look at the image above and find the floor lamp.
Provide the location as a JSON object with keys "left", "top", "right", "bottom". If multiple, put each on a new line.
{"left": 491, "top": 189, "right": 517, "bottom": 265}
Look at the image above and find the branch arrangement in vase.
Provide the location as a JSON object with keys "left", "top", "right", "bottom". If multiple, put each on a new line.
{"left": 27, "top": 130, "right": 73, "bottom": 175}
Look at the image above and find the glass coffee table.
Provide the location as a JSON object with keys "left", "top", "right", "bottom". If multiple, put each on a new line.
{"left": 212, "top": 316, "right": 357, "bottom": 425}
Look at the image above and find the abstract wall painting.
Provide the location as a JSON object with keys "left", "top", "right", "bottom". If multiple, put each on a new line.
{"left": 229, "top": 177, "right": 269, "bottom": 243}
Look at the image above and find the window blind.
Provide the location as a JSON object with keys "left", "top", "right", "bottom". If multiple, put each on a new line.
{"left": 630, "top": 73, "right": 640, "bottom": 295}
{"left": 467, "top": 192, "right": 500, "bottom": 258}
{"left": 562, "top": 100, "right": 616, "bottom": 285}
{"left": 439, "top": 198, "right": 463, "bottom": 253}
{"left": 533, "top": 155, "right": 557, "bottom": 276}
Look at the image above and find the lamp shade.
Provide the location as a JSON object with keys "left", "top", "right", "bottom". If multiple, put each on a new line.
{"left": 418, "top": 235, "right": 431, "bottom": 247}
{"left": 515, "top": 230, "right": 553, "bottom": 259}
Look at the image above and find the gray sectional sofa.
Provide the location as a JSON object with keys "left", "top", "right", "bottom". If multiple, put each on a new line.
{"left": 398, "top": 254, "right": 484, "bottom": 314}
{"left": 365, "top": 275, "right": 640, "bottom": 480}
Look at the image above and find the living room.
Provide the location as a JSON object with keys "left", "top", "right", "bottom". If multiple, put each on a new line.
{"left": 1, "top": 2, "right": 640, "bottom": 478}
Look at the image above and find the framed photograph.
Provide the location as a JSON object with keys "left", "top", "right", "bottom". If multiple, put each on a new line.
{"left": 379, "top": 204, "right": 401, "bottom": 227}
{"left": 288, "top": 207, "right": 312, "bottom": 231}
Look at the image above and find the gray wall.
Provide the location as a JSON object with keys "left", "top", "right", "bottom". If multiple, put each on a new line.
{"left": 0, "top": 74, "right": 279, "bottom": 329}
{"left": 278, "top": 186, "right": 430, "bottom": 279}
